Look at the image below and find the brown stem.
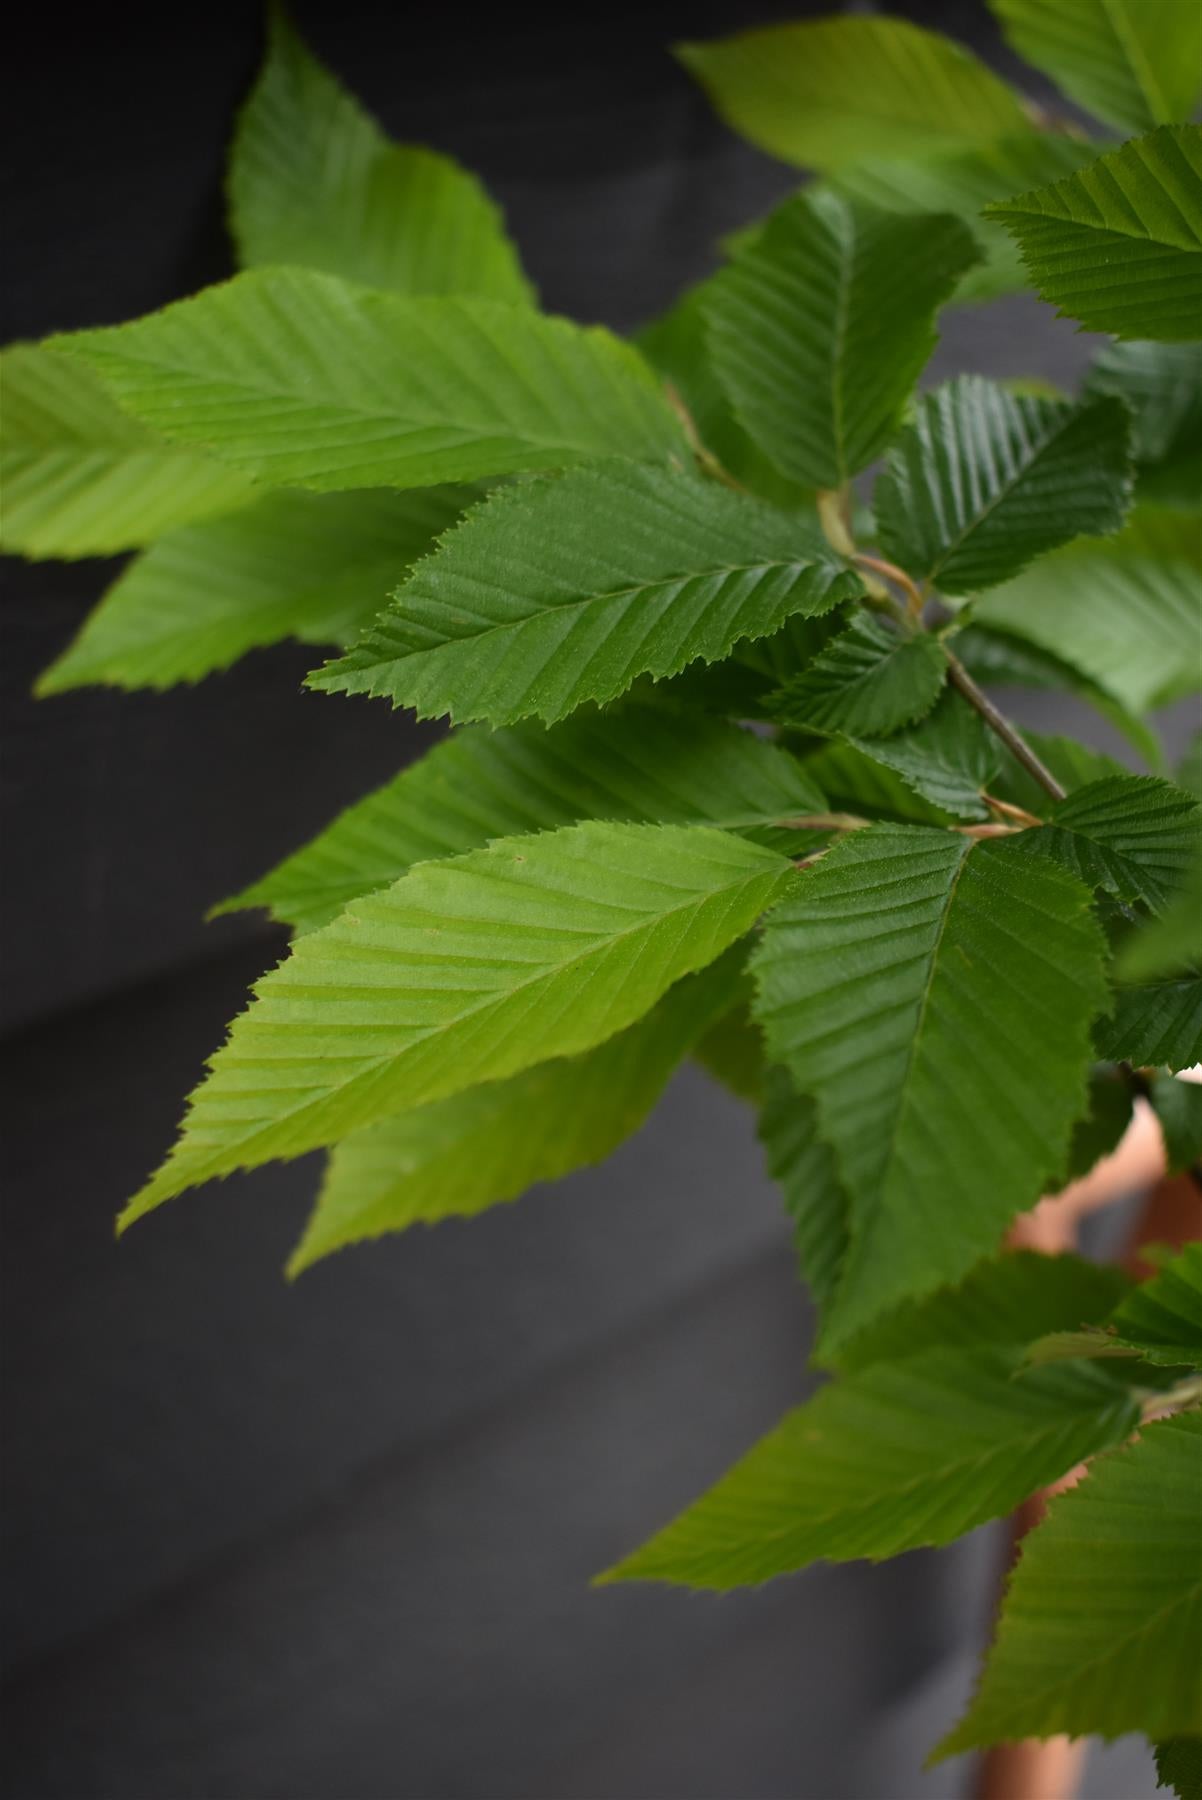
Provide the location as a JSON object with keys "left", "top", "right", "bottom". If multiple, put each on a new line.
{"left": 853, "top": 552, "right": 925, "bottom": 618}
{"left": 944, "top": 649, "right": 1067, "bottom": 803}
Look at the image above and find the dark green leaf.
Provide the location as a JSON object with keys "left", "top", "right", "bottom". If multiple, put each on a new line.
{"left": 766, "top": 614, "right": 947, "bottom": 738}
{"left": 1149, "top": 1077, "right": 1202, "bottom": 1175}
{"left": 1098, "top": 979, "right": 1202, "bottom": 1074}
{"left": 841, "top": 690, "right": 1003, "bottom": 821}
{"left": 758, "top": 1066, "right": 849, "bottom": 1317}
{"left": 1014, "top": 776, "right": 1201, "bottom": 914}
{"left": 1156, "top": 1737, "right": 1202, "bottom": 1800}
{"left": 875, "top": 376, "right": 1132, "bottom": 594}
{"left": 1084, "top": 341, "right": 1202, "bottom": 509}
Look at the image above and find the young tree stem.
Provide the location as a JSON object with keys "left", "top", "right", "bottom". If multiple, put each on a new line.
{"left": 943, "top": 649, "right": 1067, "bottom": 803}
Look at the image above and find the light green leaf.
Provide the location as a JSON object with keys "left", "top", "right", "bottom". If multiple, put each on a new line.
{"left": 599, "top": 1347, "right": 1138, "bottom": 1589}
{"left": 830, "top": 133, "right": 1111, "bottom": 303}
{"left": 985, "top": 126, "right": 1202, "bottom": 341}
{"left": 676, "top": 16, "right": 1030, "bottom": 171}
{"left": 1084, "top": 340, "right": 1202, "bottom": 507}
{"left": 751, "top": 826, "right": 1109, "bottom": 1350}
{"left": 289, "top": 952, "right": 743, "bottom": 1273}
{"left": 1156, "top": 1736, "right": 1202, "bottom": 1800}
{"left": 122, "top": 822, "right": 795, "bottom": 1226}
{"left": 310, "top": 462, "right": 861, "bottom": 725}
{"left": 1030, "top": 1242, "right": 1202, "bottom": 1368}
{"left": 835, "top": 1249, "right": 1131, "bottom": 1375}
{"left": 0, "top": 344, "right": 253, "bottom": 560}
{"left": 974, "top": 510, "right": 1202, "bottom": 716}
{"left": 758, "top": 1065, "right": 849, "bottom": 1317}
{"left": 840, "top": 690, "right": 1003, "bottom": 821}
{"left": 1149, "top": 1077, "right": 1202, "bottom": 1175}
{"left": 1099, "top": 978, "right": 1202, "bottom": 1071}
{"left": 219, "top": 704, "right": 828, "bottom": 934}
{"left": 702, "top": 193, "right": 978, "bottom": 489}
{"left": 36, "top": 486, "right": 471, "bottom": 693}
{"left": 940, "top": 1414, "right": 1202, "bottom": 1754}
{"left": 766, "top": 614, "right": 947, "bottom": 737}
{"left": 229, "top": 8, "right": 532, "bottom": 304}
{"left": 53, "top": 269, "right": 686, "bottom": 493}
{"left": 989, "top": 0, "right": 1202, "bottom": 136}
{"left": 1014, "top": 776, "right": 1201, "bottom": 914}
{"left": 875, "top": 376, "right": 1132, "bottom": 594}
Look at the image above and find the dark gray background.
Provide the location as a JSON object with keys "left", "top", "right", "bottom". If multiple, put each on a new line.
{"left": 0, "top": 4, "right": 1178, "bottom": 1794}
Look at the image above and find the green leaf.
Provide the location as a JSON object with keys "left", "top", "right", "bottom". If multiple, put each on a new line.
{"left": 702, "top": 193, "right": 979, "bottom": 489}
{"left": 635, "top": 279, "right": 810, "bottom": 509}
{"left": 974, "top": 510, "right": 1202, "bottom": 715}
{"left": 991, "top": 731, "right": 1130, "bottom": 819}
{"left": 1014, "top": 776, "right": 1201, "bottom": 915}
{"left": 598, "top": 1347, "right": 1138, "bottom": 1589}
{"left": 35, "top": 486, "right": 472, "bottom": 694}
{"left": 765, "top": 614, "right": 947, "bottom": 738}
{"left": 758, "top": 1066, "right": 849, "bottom": 1317}
{"left": 985, "top": 126, "right": 1202, "bottom": 341}
{"left": 989, "top": 0, "right": 1202, "bottom": 136}
{"left": 0, "top": 344, "right": 253, "bottom": 560}
{"left": 840, "top": 690, "right": 1003, "bottom": 821}
{"left": 676, "top": 16, "right": 1030, "bottom": 171}
{"left": 289, "top": 951, "right": 743, "bottom": 1273}
{"left": 122, "top": 822, "right": 795, "bottom": 1226}
{"left": 751, "top": 826, "right": 1109, "bottom": 1350}
{"left": 875, "top": 376, "right": 1132, "bottom": 594}
{"left": 835, "top": 1249, "right": 1131, "bottom": 1375}
{"left": 1030, "top": 1243, "right": 1202, "bottom": 1369}
{"left": 1179, "top": 733, "right": 1202, "bottom": 802}
{"left": 693, "top": 1002, "right": 766, "bottom": 1106}
{"left": 1084, "top": 341, "right": 1202, "bottom": 507}
{"left": 1149, "top": 1077, "right": 1202, "bottom": 1175}
{"left": 1099, "top": 979, "right": 1202, "bottom": 1071}
{"left": 309, "top": 462, "right": 861, "bottom": 725}
{"left": 219, "top": 704, "right": 828, "bottom": 934}
{"left": 940, "top": 1414, "right": 1202, "bottom": 1754}
{"left": 829, "top": 134, "right": 1111, "bottom": 304}
{"left": 229, "top": 8, "right": 533, "bottom": 304}
{"left": 53, "top": 269, "right": 686, "bottom": 493}
{"left": 1156, "top": 1737, "right": 1202, "bottom": 1800}
{"left": 797, "top": 739, "right": 957, "bottom": 827}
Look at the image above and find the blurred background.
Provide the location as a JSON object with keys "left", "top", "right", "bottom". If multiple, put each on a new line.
{"left": 1, "top": 3, "right": 1194, "bottom": 1795}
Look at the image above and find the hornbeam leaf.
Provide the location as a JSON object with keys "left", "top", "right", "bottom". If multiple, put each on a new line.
{"left": 1098, "top": 979, "right": 1202, "bottom": 1072}
{"left": 310, "top": 462, "right": 861, "bottom": 725}
{"left": 974, "top": 510, "right": 1202, "bottom": 716}
{"left": 840, "top": 691, "right": 1004, "bottom": 821}
{"left": 829, "top": 134, "right": 1109, "bottom": 304}
{"left": 758, "top": 1066, "right": 849, "bottom": 1317}
{"left": 991, "top": 731, "right": 1129, "bottom": 819}
{"left": 676, "top": 16, "right": 1030, "bottom": 171}
{"left": 1155, "top": 1739, "right": 1202, "bottom": 1800}
{"left": 53, "top": 269, "right": 687, "bottom": 493}
{"left": 229, "top": 8, "right": 533, "bottom": 304}
{"left": 1063, "top": 1067, "right": 1135, "bottom": 1183}
{"left": 218, "top": 705, "right": 829, "bottom": 934}
{"left": 0, "top": 345, "right": 253, "bottom": 559}
{"left": 875, "top": 376, "right": 1132, "bottom": 594}
{"left": 289, "top": 952, "right": 743, "bottom": 1273}
{"left": 122, "top": 822, "right": 796, "bottom": 1226}
{"left": 36, "top": 486, "right": 472, "bottom": 693}
{"left": 751, "top": 827, "right": 1109, "bottom": 1349}
{"left": 985, "top": 127, "right": 1202, "bottom": 342}
{"left": 692, "top": 1002, "right": 766, "bottom": 1105}
{"left": 1084, "top": 341, "right": 1202, "bottom": 508}
{"left": 1179, "top": 734, "right": 1202, "bottom": 803}
{"left": 766, "top": 613, "right": 947, "bottom": 737}
{"left": 1013, "top": 775, "right": 1201, "bottom": 915}
{"left": 834, "top": 1250, "right": 1131, "bottom": 1375}
{"left": 702, "top": 193, "right": 979, "bottom": 489}
{"left": 1029, "top": 1242, "right": 1202, "bottom": 1368}
{"left": 798, "top": 739, "right": 957, "bottom": 827}
{"left": 598, "top": 1347, "right": 1138, "bottom": 1589}
{"left": 989, "top": 0, "right": 1202, "bottom": 137}
{"left": 939, "top": 1414, "right": 1202, "bottom": 1753}
{"left": 1149, "top": 1075, "right": 1202, "bottom": 1175}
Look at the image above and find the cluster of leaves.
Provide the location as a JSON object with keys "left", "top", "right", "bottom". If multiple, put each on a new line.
{"left": 3, "top": 4, "right": 1200, "bottom": 1781}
